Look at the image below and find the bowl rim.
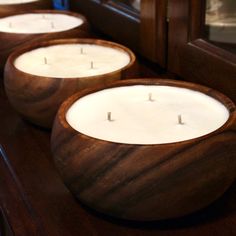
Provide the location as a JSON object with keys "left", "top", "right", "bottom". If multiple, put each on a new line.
{"left": 6, "top": 37, "right": 136, "bottom": 80}
{"left": 54, "top": 78, "right": 236, "bottom": 147}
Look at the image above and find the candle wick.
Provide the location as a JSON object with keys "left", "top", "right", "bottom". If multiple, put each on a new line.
{"left": 44, "top": 57, "right": 48, "bottom": 65}
{"left": 148, "top": 93, "right": 154, "bottom": 102}
{"left": 107, "top": 112, "right": 113, "bottom": 122}
{"left": 51, "top": 21, "right": 55, "bottom": 29}
{"left": 178, "top": 114, "right": 184, "bottom": 125}
{"left": 80, "top": 48, "right": 84, "bottom": 55}
{"left": 90, "top": 61, "right": 94, "bottom": 69}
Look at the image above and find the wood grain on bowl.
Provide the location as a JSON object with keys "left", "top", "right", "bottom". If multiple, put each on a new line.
{"left": 4, "top": 38, "right": 137, "bottom": 128}
{"left": 51, "top": 78, "right": 236, "bottom": 221}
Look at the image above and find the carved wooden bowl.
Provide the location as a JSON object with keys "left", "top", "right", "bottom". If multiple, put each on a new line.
{"left": 0, "top": 0, "right": 52, "bottom": 18}
{"left": 0, "top": 10, "right": 90, "bottom": 72}
{"left": 51, "top": 78, "right": 236, "bottom": 221}
{"left": 4, "top": 38, "right": 137, "bottom": 128}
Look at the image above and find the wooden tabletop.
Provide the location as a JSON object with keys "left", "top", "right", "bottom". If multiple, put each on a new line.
{"left": 0, "top": 77, "right": 236, "bottom": 236}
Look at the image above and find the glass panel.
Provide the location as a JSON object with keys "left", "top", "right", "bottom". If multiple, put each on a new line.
{"left": 111, "top": 0, "right": 141, "bottom": 12}
{"left": 205, "top": 0, "right": 236, "bottom": 54}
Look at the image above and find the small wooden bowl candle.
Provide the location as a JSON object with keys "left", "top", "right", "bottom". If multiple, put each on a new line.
{"left": 4, "top": 38, "right": 137, "bottom": 128}
{"left": 0, "top": 0, "right": 52, "bottom": 18}
{"left": 51, "top": 78, "right": 236, "bottom": 221}
{"left": 0, "top": 10, "right": 89, "bottom": 72}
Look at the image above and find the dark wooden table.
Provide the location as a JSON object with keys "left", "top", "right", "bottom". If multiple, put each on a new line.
{"left": 0, "top": 75, "right": 236, "bottom": 236}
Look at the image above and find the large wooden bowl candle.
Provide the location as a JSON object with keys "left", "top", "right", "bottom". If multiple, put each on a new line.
{"left": 0, "top": 0, "right": 52, "bottom": 18}
{"left": 51, "top": 78, "right": 236, "bottom": 221}
{"left": 0, "top": 10, "right": 89, "bottom": 71}
{"left": 4, "top": 38, "right": 137, "bottom": 128}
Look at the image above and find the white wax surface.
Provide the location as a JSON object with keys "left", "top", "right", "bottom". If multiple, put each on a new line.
{"left": 0, "top": 13, "right": 83, "bottom": 33}
{"left": 14, "top": 44, "right": 131, "bottom": 78}
{"left": 0, "top": 0, "right": 38, "bottom": 4}
{"left": 66, "top": 85, "right": 229, "bottom": 145}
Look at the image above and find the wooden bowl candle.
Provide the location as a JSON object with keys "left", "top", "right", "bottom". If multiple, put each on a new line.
{"left": 0, "top": 10, "right": 89, "bottom": 71}
{"left": 4, "top": 38, "right": 137, "bottom": 128}
{"left": 51, "top": 78, "right": 236, "bottom": 221}
{"left": 0, "top": 0, "right": 52, "bottom": 18}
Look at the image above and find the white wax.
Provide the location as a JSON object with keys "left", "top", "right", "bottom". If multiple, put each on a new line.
{"left": 0, "top": 13, "right": 83, "bottom": 34}
{"left": 0, "top": 0, "right": 38, "bottom": 4}
{"left": 14, "top": 44, "right": 131, "bottom": 78}
{"left": 66, "top": 85, "right": 229, "bottom": 145}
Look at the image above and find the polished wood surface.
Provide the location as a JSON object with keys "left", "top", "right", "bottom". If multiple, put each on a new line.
{"left": 0, "top": 0, "right": 52, "bottom": 18}
{"left": 4, "top": 38, "right": 137, "bottom": 128}
{"left": 168, "top": 0, "right": 236, "bottom": 103}
{"left": 1, "top": 71, "right": 236, "bottom": 234}
{"left": 51, "top": 78, "right": 236, "bottom": 221}
{"left": 0, "top": 10, "right": 90, "bottom": 72}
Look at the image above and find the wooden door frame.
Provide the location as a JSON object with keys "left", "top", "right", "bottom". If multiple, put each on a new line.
{"left": 168, "top": 0, "right": 236, "bottom": 102}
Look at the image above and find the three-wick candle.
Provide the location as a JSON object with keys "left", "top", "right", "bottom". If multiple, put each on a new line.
{"left": 0, "top": 13, "right": 83, "bottom": 34}
{"left": 51, "top": 78, "right": 236, "bottom": 221}
{"left": 14, "top": 43, "right": 131, "bottom": 78}
{"left": 4, "top": 38, "right": 136, "bottom": 128}
{"left": 66, "top": 85, "right": 229, "bottom": 144}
